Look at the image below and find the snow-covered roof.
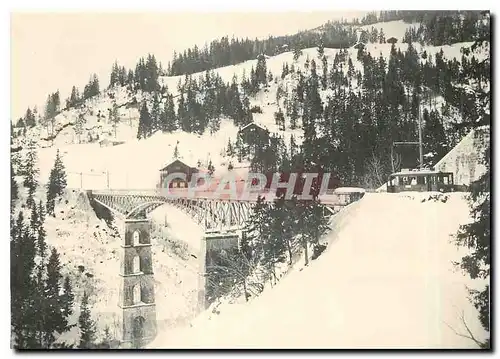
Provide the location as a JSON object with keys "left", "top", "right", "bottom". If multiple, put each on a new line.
{"left": 334, "top": 187, "right": 366, "bottom": 194}
{"left": 239, "top": 122, "right": 269, "bottom": 133}
{"left": 159, "top": 159, "right": 198, "bottom": 172}
{"left": 391, "top": 169, "right": 452, "bottom": 176}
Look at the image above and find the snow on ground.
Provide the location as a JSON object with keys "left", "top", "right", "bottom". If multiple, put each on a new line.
{"left": 13, "top": 181, "right": 203, "bottom": 344}
{"left": 149, "top": 192, "right": 488, "bottom": 349}
{"left": 35, "top": 119, "right": 240, "bottom": 190}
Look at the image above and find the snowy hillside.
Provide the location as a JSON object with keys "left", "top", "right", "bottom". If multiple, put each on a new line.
{"left": 148, "top": 192, "right": 488, "bottom": 348}
{"left": 11, "top": 21, "right": 489, "bottom": 192}
{"left": 12, "top": 180, "right": 203, "bottom": 345}
{"left": 10, "top": 15, "right": 490, "bottom": 349}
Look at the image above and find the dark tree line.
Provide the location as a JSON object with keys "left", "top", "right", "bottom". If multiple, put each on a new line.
{"left": 11, "top": 202, "right": 75, "bottom": 349}
{"left": 11, "top": 144, "right": 112, "bottom": 349}
{"left": 166, "top": 24, "right": 357, "bottom": 76}
{"left": 136, "top": 68, "right": 259, "bottom": 139}
{"left": 11, "top": 149, "right": 74, "bottom": 349}
{"left": 402, "top": 11, "right": 490, "bottom": 46}
{"left": 265, "top": 23, "right": 489, "bottom": 187}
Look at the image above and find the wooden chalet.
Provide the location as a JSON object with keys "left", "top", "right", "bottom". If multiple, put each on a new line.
{"left": 159, "top": 159, "right": 199, "bottom": 188}
{"left": 238, "top": 122, "right": 270, "bottom": 147}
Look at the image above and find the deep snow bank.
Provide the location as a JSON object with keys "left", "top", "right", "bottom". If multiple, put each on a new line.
{"left": 149, "top": 192, "right": 488, "bottom": 349}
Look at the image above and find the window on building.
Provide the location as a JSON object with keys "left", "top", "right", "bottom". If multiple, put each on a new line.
{"left": 133, "top": 230, "right": 140, "bottom": 246}
{"left": 133, "top": 255, "right": 141, "bottom": 273}
{"left": 133, "top": 284, "right": 141, "bottom": 305}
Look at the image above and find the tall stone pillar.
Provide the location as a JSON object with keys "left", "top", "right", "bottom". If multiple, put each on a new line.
{"left": 118, "top": 219, "right": 157, "bottom": 348}
{"left": 197, "top": 231, "right": 240, "bottom": 312}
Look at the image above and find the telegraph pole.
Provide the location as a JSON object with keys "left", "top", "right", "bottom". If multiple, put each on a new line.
{"left": 418, "top": 98, "right": 423, "bottom": 170}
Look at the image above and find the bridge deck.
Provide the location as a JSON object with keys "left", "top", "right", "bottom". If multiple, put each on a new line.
{"left": 89, "top": 188, "right": 362, "bottom": 206}
{"left": 87, "top": 187, "right": 364, "bottom": 230}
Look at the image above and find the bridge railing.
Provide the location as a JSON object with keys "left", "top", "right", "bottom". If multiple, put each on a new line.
{"left": 89, "top": 187, "right": 366, "bottom": 207}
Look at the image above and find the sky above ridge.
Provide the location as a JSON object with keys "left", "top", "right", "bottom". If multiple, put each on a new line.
{"left": 11, "top": 11, "right": 367, "bottom": 120}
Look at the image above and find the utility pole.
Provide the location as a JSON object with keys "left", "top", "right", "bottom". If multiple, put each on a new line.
{"left": 391, "top": 94, "right": 425, "bottom": 172}
{"left": 418, "top": 96, "right": 423, "bottom": 170}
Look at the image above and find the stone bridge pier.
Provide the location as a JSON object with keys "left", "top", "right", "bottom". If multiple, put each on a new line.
{"left": 197, "top": 231, "right": 240, "bottom": 311}
{"left": 118, "top": 219, "right": 157, "bottom": 348}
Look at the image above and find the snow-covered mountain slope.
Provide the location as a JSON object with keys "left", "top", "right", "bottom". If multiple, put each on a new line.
{"left": 11, "top": 21, "right": 489, "bottom": 193}
{"left": 34, "top": 119, "right": 240, "bottom": 189}
{"left": 148, "top": 192, "right": 487, "bottom": 348}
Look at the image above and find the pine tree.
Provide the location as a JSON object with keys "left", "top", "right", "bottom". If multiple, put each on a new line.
{"left": 31, "top": 201, "right": 48, "bottom": 347}
{"left": 137, "top": 102, "right": 151, "bottom": 139}
{"left": 243, "top": 195, "right": 269, "bottom": 268}
{"left": 162, "top": 94, "right": 178, "bottom": 132}
{"left": 359, "top": 30, "right": 370, "bottom": 44}
{"left": 262, "top": 202, "right": 287, "bottom": 284}
{"left": 453, "top": 25, "right": 490, "bottom": 348}
{"left": 150, "top": 93, "right": 161, "bottom": 133}
{"left": 293, "top": 47, "right": 302, "bottom": 62}
{"left": 67, "top": 86, "right": 81, "bottom": 108}
{"left": 207, "top": 160, "right": 215, "bottom": 176}
{"left": 43, "top": 248, "right": 65, "bottom": 346}
{"left": 110, "top": 102, "right": 120, "bottom": 138}
{"left": 317, "top": 36, "right": 325, "bottom": 58}
{"left": 173, "top": 142, "right": 180, "bottom": 159}
{"left": 274, "top": 108, "right": 285, "bottom": 131}
{"left": 321, "top": 55, "right": 328, "bottom": 90}
{"left": 11, "top": 211, "right": 38, "bottom": 348}
{"left": 23, "top": 141, "right": 39, "bottom": 207}
{"left": 423, "top": 109, "right": 448, "bottom": 166}
{"left": 46, "top": 149, "right": 67, "bottom": 216}
{"left": 25, "top": 107, "right": 36, "bottom": 127}
{"left": 11, "top": 162, "right": 18, "bottom": 210}
{"left": 101, "top": 326, "right": 112, "bottom": 348}
{"left": 297, "top": 200, "right": 329, "bottom": 265}
{"left": 289, "top": 95, "right": 299, "bottom": 130}
{"left": 74, "top": 113, "right": 86, "bottom": 144}
{"left": 59, "top": 277, "right": 75, "bottom": 332}
{"left": 226, "top": 139, "right": 235, "bottom": 157}
{"left": 110, "top": 61, "right": 119, "bottom": 88}
{"left": 78, "top": 291, "right": 96, "bottom": 349}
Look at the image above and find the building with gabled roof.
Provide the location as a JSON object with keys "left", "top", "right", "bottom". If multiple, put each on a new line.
{"left": 158, "top": 159, "right": 199, "bottom": 188}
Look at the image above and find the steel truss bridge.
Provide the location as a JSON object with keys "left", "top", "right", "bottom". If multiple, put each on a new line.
{"left": 88, "top": 189, "right": 361, "bottom": 231}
